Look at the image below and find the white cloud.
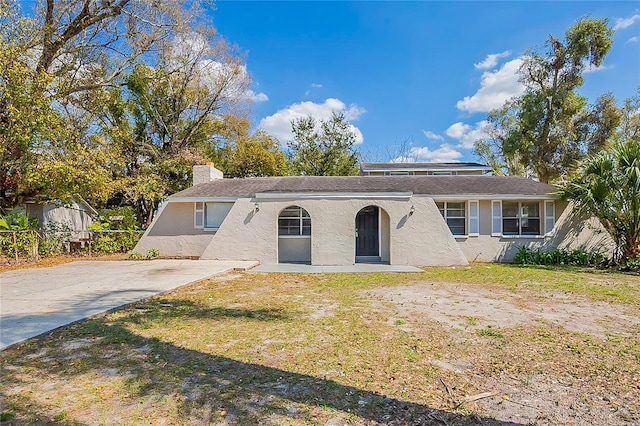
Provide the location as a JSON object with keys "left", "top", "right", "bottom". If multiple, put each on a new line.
{"left": 422, "top": 130, "right": 444, "bottom": 141}
{"left": 446, "top": 121, "right": 490, "bottom": 149}
{"left": 246, "top": 90, "right": 269, "bottom": 102}
{"left": 626, "top": 36, "right": 639, "bottom": 43}
{"left": 305, "top": 82, "right": 324, "bottom": 96}
{"left": 259, "top": 98, "right": 366, "bottom": 144}
{"left": 583, "top": 63, "right": 609, "bottom": 74}
{"left": 457, "top": 58, "right": 525, "bottom": 113}
{"left": 392, "top": 144, "right": 462, "bottom": 163}
{"left": 445, "top": 122, "right": 470, "bottom": 139}
{"left": 614, "top": 14, "right": 640, "bottom": 31}
{"left": 474, "top": 50, "right": 511, "bottom": 70}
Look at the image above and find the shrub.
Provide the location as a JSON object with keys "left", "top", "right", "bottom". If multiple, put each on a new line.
{"left": 129, "top": 251, "right": 145, "bottom": 260}
{"left": 92, "top": 234, "right": 120, "bottom": 254}
{"left": 513, "top": 246, "right": 608, "bottom": 267}
{"left": 39, "top": 222, "right": 73, "bottom": 256}
{"left": 90, "top": 230, "right": 142, "bottom": 255}
{"left": 621, "top": 259, "right": 640, "bottom": 272}
{"left": 95, "top": 206, "right": 139, "bottom": 230}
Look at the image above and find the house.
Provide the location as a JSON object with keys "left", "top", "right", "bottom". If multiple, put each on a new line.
{"left": 19, "top": 194, "right": 97, "bottom": 241}
{"left": 360, "top": 162, "right": 491, "bottom": 176}
{"left": 133, "top": 164, "right": 612, "bottom": 266}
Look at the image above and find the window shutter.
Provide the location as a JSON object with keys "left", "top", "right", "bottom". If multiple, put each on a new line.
{"left": 194, "top": 202, "right": 204, "bottom": 229}
{"left": 491, "top": 200, "right": 502, "bottom": 236}
{"left": 544, "top": 201, "right": 555, "bottom": 235}
{"left": 468, "top": 200, "right": 479, "bottom": 236}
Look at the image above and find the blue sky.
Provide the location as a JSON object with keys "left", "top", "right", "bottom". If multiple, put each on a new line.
{"left": 209, "top": 1, "right": 640, "bottom": 163}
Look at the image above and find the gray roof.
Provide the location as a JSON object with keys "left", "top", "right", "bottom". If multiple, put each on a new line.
{"left": 172, "top": 175, "right": 555, "bottom": 199}
{"left": 360, "top": 162, "right": 491, "bottom": 170}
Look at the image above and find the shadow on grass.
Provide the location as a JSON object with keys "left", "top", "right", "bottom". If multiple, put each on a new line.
{"left": 128, "top": 298, "right": 291, "bottom": 322}
{"left": 1, "top": 301, "right": 523, "bottom": 426}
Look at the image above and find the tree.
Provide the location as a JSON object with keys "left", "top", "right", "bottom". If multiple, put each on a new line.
{"left": 474, "top": 18, "right": 615, "bottom": 183}
{"left": 0, "top": 0, "right": 206, "bottom": 209}
{"left": 210, "top": 116, "right": 288, "bottom": 178}
{"left": 559, "top": 93, "right": 640, "bottom": 263}
{"left": 287, "top": 112, "right": 360, "bottom": 176}
{"left": 99, "top": 32, "right": 252, "bottom": 226}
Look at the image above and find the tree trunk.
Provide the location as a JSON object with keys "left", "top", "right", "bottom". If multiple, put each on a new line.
{"left": 623, "top": 237, "right": 640, "bottom": 263}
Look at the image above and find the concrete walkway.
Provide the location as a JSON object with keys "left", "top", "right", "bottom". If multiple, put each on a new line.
{"left": 0, "top": 259, "right": 257, "bottom": 350}
{"left": 252, "top": 263, "right": 423, "bottom": 273}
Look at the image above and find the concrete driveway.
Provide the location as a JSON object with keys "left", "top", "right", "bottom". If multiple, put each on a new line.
{"left": 0, "top": 259, "right": 257, "bottom": 350}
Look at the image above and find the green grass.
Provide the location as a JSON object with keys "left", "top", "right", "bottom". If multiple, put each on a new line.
{"left": 1, "top": 264, "right": 639, "bottom": 425}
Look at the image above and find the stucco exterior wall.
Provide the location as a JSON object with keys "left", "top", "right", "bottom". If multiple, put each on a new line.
{"left": 199, "top": 196, "right": 468, "bottom": 266}
{"left": 457, "top": 200, "right": 614, "bottom": 262}
{"left": 146, "top": 203, "right": 209, "bottom": 236}
{"left": 380, "top": 209, "right": 390, "bottom": 263}
{"left": 134, "top": 202, "right": 215, "bottom": 257}
{"left": 392, "top": 196, "right": 467, "bottom": 266}
{"left": 134, "top": 234, "right": 215, "bottom": 258}
{"left": 136, "top": 194, "right": 613, "bottom": 265}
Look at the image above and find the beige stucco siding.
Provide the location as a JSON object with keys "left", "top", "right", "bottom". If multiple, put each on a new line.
{"left": 134, "top": 202, "right": 215, "bottom": 257}
{"left": 199, "top": 196, "right": 468, "bottom": 266}
{"left": 134, "top": 234, "right": 215, "bottom": 258}
{"left": 146, "top": 202, "right": 207, "bottom": 236}
{"left": 135, "top": 194, "right": 613, "bottom": 265}
{"left": 456, "top": 200, "right": 614, "bottom": 262}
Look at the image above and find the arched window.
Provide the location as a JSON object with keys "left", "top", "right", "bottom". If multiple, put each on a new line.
{"left": 278, "top": 206, "right": 311, "bottom": 236}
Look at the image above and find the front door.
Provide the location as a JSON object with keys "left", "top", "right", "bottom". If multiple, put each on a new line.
{"left": 356, "top": 206, "right": 379, "bottom": 257}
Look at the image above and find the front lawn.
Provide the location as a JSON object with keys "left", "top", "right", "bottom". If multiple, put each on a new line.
{"left": 1, "top": 264, "right": 639, "bottom": 425}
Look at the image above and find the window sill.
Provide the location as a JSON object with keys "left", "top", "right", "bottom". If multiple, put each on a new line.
{"left": 498, "top": 235, "right": 547, "bottom": 239}
{"left": 203, "top": 227, "right": 220, "bottom": 232}
{"left": 278, "top": 235, "right": 311, "bottom": 239}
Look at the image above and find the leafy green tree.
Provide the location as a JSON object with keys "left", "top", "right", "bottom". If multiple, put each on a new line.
{"left": 100, "top": 32, "right": 252, "bottom": 226}
{"left": 474, "top": 18, "right": 615, "bottom": 183}
{"left": 287, "top": 112, "right": 360, "bottom": 176}
{"left": 0, "top": 0, "right": 206, "bottom": 209}
{"left": 219, "top": 135, "right": 288, "bottom": 178}
{"left": 0, "top": 2, "right": 59, "bottom": 207}
{"left": 559, "top": 93, "right": 640, "bottom": 263}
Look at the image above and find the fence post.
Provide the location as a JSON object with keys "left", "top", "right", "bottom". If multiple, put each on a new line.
{"left": 33, "top": 230, "right": 40, "bottom": 259}
{"left": 12, "top": 231, "right": 18, "bottom": 263}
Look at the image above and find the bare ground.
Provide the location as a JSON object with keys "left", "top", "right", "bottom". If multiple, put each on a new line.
{"left": 366, "top": 281, "right": 640, "bottom": 425}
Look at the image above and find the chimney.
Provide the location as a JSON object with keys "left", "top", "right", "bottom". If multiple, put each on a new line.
{"left": 193, "top": 163, "right": 223, "bottom": 185}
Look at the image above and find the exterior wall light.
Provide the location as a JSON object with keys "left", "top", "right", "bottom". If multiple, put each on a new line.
{"left": 254, "top": 202, "right": 260, "bottom": 212}
{"left": 409, "top": 205, "right": 415, "bottom": 216}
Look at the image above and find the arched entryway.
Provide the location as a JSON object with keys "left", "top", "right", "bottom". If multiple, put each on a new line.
{"left": 278, "top": 205, "right": 311, "bottom": 264}
{"left": 355, "top": 205, "right": 389, "bottom": 263}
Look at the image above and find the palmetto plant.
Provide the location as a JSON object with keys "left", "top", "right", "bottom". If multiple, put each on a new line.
{"left": 0, "top": 211, "right": 38, "bottom": 230}
{"left": 559, "top": 137, "right": 640, "bottom": 263}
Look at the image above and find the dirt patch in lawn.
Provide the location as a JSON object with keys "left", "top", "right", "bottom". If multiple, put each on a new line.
{"left": 364, "top": 280, "right": 640, "bottom": 425}
{"left": 366, "top": 281, "right": 640, "bottom": 337}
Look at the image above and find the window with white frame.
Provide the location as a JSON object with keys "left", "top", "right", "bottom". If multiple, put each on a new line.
{"left": 436, "top": 201, "right": 466, "bottom": 235}
{"left": 194, "top": 202, "right": 233, "bottom": 230}
{"left": 501, "top": 201, "right": 540, "bottom": 235}
{"left": 278, "top": 206, "right": 311, "bottom": 236}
